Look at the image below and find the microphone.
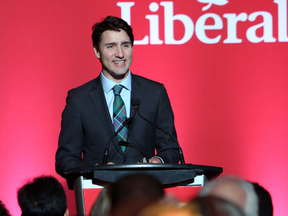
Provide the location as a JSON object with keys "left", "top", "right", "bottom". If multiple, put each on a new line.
{"left": 102, "top": 104, "right": 138, "bottom": 165}
{"left": 131, "top": 98, "right": 140, "bottom": 109}
{"left": 116, "top": 98, "right": 150, "bottom": 161}
{"left": 133, "top": 98, "right": 185, "bottom": 164}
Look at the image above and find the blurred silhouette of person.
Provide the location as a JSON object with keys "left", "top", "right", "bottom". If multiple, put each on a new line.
{"left": 0, "top": 200, "right": 11, "bottom": 216}
{"left": 17, "top": 175, "right": 69, "bottom": 216}
{"left": 198, "top": 176, "right": 258, "bottom": 216}
{"left": 90, "top": 185, "right": 112, "bottom": 216}
{"left": 138, "top": 196, "right": 244, "bottom": 216}
{"left": 185, "top": 196, "right": 245, "bottom": 216}
{"left": 138, "top": 202, "right": 195, "bottom": 216}
{"left": 108, "top": 173, "right": 165, "bottom": 216}
{"left": 252, "top": 182, "right": 273, "bottom": 216}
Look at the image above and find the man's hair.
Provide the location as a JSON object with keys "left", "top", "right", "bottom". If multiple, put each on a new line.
{"left": 252, "top": 182, "right": 273, "bottom": 216}
{"left": 0, "top": 200, "right": 11, "bottom": 216}
{"left": 91, "top": 16, "right": 134, "bottom": 49}
{"left": 17, "top": 176, "right": 67, "bottom": 216}
{"left": 198, "top": 176, "right": 258, "bottom": 216}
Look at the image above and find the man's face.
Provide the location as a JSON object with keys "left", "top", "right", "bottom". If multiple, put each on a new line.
{"left": 94, "top": 29, "right": 133, "bottom": 83}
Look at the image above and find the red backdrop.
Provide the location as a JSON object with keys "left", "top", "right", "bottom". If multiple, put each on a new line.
{"left": 1, "top": 0, "right": 287, "bottom": 215}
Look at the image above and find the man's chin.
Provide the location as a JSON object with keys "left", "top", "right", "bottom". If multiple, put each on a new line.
{"left": 111, "top": 71, "right": 129, "bottom": 80}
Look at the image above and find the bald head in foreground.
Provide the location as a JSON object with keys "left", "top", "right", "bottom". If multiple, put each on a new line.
{"left": 198, "top": 176, "right": 258, "bottom": 216}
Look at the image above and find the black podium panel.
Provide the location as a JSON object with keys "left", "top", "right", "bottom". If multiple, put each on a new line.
{"left": 65, "top": 163, "right": 223, "bottom": 190}
{"left": 92, "top": 164, "right": 197, "bottom": 187}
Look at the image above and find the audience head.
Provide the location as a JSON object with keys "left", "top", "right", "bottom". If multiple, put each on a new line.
{"left": 0, "top": 200, "right": 11, "bottom": 216}
{"left": 252, "top": 182, "right": 273, "bottom": 216}
{"left": 92, "top": 16, "right": 134, "bottom": 50}
{"left": 198, "top": 176, "right": 258, "bottom": 216}
{"left": 90, "top": 185, "right": 111, "bottom": 216}
{"left": 138, "top": 203, "right": 195, "bottom": 216}
{"left": 17, "top": 175, "right": 68, "bottom": 216}
{"left": 185, "top": 196, "right": 245, "bottom": 216}
{"left": 109, "top": 173, "right": 164, "bottom": 216}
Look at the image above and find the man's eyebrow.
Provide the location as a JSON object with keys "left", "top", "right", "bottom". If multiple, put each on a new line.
{"left": 103, "top": 41, "right": 131, "bottom": 46}
{"left": 122, "top": 41, "right": 131, "bottom": 45}
{"left": 104, "top": 42, "right": 116, "bottom": 46}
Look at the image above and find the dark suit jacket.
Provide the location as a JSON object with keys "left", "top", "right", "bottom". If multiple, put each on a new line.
{"left": 55, "top": 73, "right": 180, "bottom": 177}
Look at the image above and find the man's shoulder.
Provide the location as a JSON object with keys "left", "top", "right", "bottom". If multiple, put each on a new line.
{"left": 68, "top": 76, "right": 100, "bottom": 94}
{"left": 132, "top": 73, "right": 163, "bottom": 88}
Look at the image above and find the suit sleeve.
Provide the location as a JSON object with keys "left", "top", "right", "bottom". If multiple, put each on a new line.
{"left": 154, "top": 85, "right": 180, "bottom": 164}
{"left": 55, "top": 90, "right": 91, "bottom": 177}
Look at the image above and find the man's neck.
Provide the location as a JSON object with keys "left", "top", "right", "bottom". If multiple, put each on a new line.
{"left": 102, "top": 71, "right": 129, "bottom": 83}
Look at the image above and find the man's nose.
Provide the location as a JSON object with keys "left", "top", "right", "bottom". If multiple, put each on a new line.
{"left": 115, "top": 46, "right": 124, "bottom": 58}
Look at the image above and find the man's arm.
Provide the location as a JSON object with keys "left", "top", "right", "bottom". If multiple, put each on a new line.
{"left": 55, "top": 90, "right": 89, "bottom": 177}
{"left": 153, "top": 84, "right": 180, "bottom": 164}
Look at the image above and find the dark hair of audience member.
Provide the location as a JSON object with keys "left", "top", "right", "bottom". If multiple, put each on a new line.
{"left": 252, "top": 182, "right": 273, "bottom": 216}
{"left": 0, "top": 200, "right": 11, "bottom": 216}
{"left": 109, "top": 174, "right": 164, "bottom": 216}
{"left": 111, "top": 173, "right": 164, "bottom": 206}
{"left": 185, "top": 196, "right": 245, "bottom": 216}
{"left": 91, "top": 16, "right": 134, "bottom": 49}
{"left": 17, "top": 175, "right": 67, "bottom": 216}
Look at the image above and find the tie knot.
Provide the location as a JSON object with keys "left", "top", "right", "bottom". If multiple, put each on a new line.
{"left": 113, "top": 85, "right": 124, "bottom": 96}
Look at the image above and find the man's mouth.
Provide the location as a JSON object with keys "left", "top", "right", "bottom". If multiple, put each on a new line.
{"left": 113, "top": 60, "right": 125, "bottom": 64}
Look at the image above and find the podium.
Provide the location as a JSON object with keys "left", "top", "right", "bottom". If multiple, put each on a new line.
{"left": 65, "top": 164, "right": 222, "bottom": 215}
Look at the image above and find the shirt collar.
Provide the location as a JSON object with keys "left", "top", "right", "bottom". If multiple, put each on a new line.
{"left": 101, "top": 71, "right": 132, "bottom": 94}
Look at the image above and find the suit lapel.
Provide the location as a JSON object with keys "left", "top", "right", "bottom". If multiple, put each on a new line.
{"left": 130, "top": 74, "right": 142, "bottom": 117}
{"left": 89, "top": 76, "right": 120, "bottom": 150}
{"left": 123, "top": 74, "right": 144, "bottom": 157}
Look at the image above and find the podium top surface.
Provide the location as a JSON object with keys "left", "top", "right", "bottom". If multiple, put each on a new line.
{"left": 65, "top": 163, "right": 223, "bottom": 180}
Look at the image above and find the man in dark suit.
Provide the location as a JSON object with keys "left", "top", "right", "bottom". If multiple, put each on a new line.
{"left": 55, "top": 16, "right": 180, "bottom": 178}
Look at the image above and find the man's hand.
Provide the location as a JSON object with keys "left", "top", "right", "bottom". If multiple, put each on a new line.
{"left": 95, "top": 162, "right": 115, "bottom": 166}
{"left": 107, "top": 162, "right": 115, "bottom": 165}
{"left": 148, "top": 158, "right": 163, "bottom": 164}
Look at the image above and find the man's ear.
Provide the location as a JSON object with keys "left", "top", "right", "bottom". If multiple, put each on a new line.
{"left": 94, "top": 47, "right": 100, "bottom": 59}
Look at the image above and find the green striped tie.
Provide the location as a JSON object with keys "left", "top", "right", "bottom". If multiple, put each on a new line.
{"left": 113, "top": 85, "right": 128, "bottom": 152}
